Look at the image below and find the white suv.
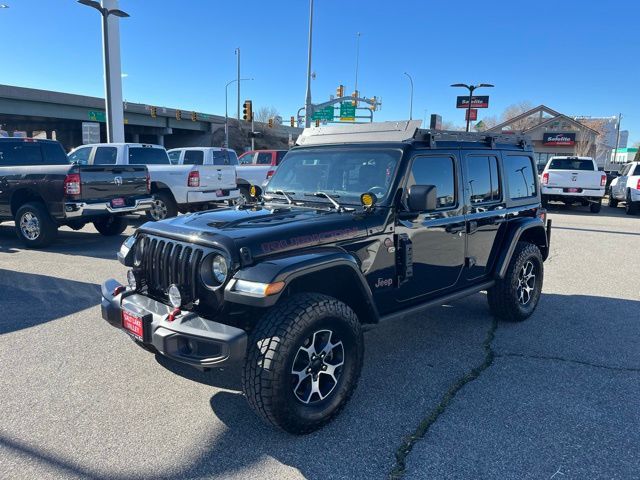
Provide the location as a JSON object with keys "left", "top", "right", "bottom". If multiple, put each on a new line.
{"left": 609, "top": 161, "right": 640, "bottom": 215}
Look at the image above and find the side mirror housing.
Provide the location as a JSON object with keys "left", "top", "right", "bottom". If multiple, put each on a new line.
{"left": 407, "top": 185, "right": 437, "bottom": 212}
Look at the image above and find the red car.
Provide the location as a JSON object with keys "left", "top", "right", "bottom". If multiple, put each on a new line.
{"left": 238, "top": 149, "right": 288, "bottom": 167}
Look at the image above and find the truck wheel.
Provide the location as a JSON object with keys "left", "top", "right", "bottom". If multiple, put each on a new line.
{"left": 487, "top": 241, "right": 543, "bottom": 322}
{"left": 589, "top": 199, "right": 602, "bottom": 213}
{"left": 147, "top": 191, "right": 178, "bottom": 221}
{"left": 15, "top": 202, "right": 58, "bottom": 248}
{"left": 625, "top": 191, "right": 638, "bottom": 215}
{"left": 242, "top": 293, "right": 364, "bottom": 434}
{"left": 93, "top": 216, "right": 127, "bottom": 236}
{"left": 609, "top": 196, "right": 618, "bottom": 208}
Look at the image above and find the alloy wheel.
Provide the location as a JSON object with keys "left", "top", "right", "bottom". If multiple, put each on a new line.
{"left": 150, "top": 199, "right": 168, "bottom": 220}
{"left": 19, "top": 212, "right": 40, "bottom": 240}
{"left": 517, "top": 260, "right": 536, "bottom": 305}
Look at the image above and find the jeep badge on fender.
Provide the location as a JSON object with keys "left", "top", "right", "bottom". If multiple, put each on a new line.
{"left": 100, "top": 121, "right": 551, "bottom": 434}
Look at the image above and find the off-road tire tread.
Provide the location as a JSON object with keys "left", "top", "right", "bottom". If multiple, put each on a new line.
{"left": 487, "top": 241, "right": 543, "bottom": 322}
{"left": 242, "top": 293, "right": 363, "bottom": 434}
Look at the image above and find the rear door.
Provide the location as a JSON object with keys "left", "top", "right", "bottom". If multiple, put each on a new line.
{"left": 461, "top": 151, "right": 507, "bottom": 281}
{"left": 209, "top": 150, "right": 237, "bottom": 189}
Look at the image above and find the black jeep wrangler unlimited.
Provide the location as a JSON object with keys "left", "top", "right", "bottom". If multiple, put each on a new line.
{"left": 101, "top": 122, "right": 551, "bottom": 434}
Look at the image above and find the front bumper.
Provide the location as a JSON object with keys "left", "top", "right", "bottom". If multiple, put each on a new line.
{"left": 65, "top": 197, "right": 154, "bottom": 219}
{"left": 100, "top": 279, "right": 247, "bottom": 368}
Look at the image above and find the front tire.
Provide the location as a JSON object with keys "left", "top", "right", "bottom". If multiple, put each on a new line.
{"left": 15, "top": 202, "right": 58, "bottom": 248}
{"left": 93, "top": 215, "right": 127, "bottom": 236}
{"left": 242, "top": 293, "right": 364, "bottom": 434}
{"left": 487, "top": 241, "right": 543, "bottom": 322}
{"left": 147, "top": 191, "right": 178, "bottom": 221}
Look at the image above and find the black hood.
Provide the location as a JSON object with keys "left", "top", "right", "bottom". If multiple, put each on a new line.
{"left": 138, "top": 204, "right": 384, "bottom": 260}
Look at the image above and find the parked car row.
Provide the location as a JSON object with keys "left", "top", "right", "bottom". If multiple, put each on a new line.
{"left": 0, "top": 137, "right": 290, "bottom": 247}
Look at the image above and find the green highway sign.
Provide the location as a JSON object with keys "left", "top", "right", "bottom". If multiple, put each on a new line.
{"left": 88, "top": 110, "right": 106, "bottom": 122}
{"left": 312, "top": 106, "right": 335, "bottom": 121}
{"left": 340, "top": 102, "right": 356, "bottom": 121}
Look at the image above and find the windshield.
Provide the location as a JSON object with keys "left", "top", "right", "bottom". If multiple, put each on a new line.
{"left": 129, "top": 147, "right": 170, "bottom": 165}
{"left": 266, "top": 148, "right": 401, "bottom": 205}
{"left": 548, "top": 158, "right": 594, "bottom": 171}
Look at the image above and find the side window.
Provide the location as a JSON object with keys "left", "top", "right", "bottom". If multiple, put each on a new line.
{"left": 183, "top": 150, "right": 204, "bottom": 165}
{"left": 68, "top": 147, "right": 92, "bottom": 165}
{"left": 168, "top": 151, "right": 181, "bottom": 164}
{"left": 212, "top": 151, "right": 230, "bottom": 166}
{"left": 256, "top": 152, "right": 272, "bottom": 165}
{"left": 41, "top": 142, "right": 69, "bottom": 165}
{"left": 633, "top": 164, "right": 640, "bottom": 176}
{"left": 464, "top": 155, "right": 501, "bottom": 204}
{"left": 505, "top": 155, "right": 537, "bottom": 199}
{"left": 226, "top": 150, "right": 239, "bottom": 166}
{"left": 276, "top": 151, "right": 287, "bottom": 165}
{"left": 94, "top": 146, "right": 117, "bottom": 165}
{"left": 0, "top": 143, "right": 44, "bottom": 165}
{"left": 407, "top": 156, "right": 456, "bottom": 209}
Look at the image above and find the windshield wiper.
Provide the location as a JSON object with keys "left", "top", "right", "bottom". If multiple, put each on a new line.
{"left": 264, "top": 190, "right": 295, "bottom": 204}
{"left": 304, "top": 191, "right": 345, "bottom": 211}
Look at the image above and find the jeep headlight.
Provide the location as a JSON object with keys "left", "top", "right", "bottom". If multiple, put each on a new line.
{"left": 212, "top": 255, "right": 228, "bottom": 284}
{"left": 120, "top": 235, "right": 136, "bottom": 257}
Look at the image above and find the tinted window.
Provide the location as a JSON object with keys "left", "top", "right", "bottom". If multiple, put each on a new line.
{"left": 168, "top": 151, "right": 181, "bottom": 164}
{"left": 226, "top": 150, "right": 239, "bottom": 166}
{"left": 276, "top": 151, "right": 287, "bottom": 165}
{"left": 633, "top": 165, "right": 640, "bottom": 176}
{"left": 68, "top": 147, "right": 91, "bottom": 165}
{"left": 238, "top": 153, "right": 254, "bottom": 164}
{"left": 548, "top": 158, "right": 595, "bottom": 170}
{"left": 505, "top": 156, "right": 537, "bottom": 199}
{"left": 0, "top": 142, "right": 44, "bottom": 166}
{"left": 129, "top": 147, "right": 170, "bottom": 165}
{"left": 211, "top": 150, "right": 236, "bottom": 166}
{"left": 407, "top": 156, "right": 456, "bottom": 209}
{"left": 40, "top": 142, "right": 69, "bottom": 165}
{"left": 94, "top": 146, "right": 117, "bottom": 165}
{"left": 256, "top": 152, "right": 272, "bottom": 165}
{"left": 183, "top": 150, "right": 204, "bottom": 165}
{"left": 464, "top": 155, "right": 501, "bottom": 204}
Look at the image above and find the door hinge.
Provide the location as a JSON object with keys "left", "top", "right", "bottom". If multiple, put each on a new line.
{"left": 395, "top": 233, "right": 413, "bottom": 284}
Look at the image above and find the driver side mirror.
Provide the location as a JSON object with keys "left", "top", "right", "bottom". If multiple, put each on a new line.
{"left": 407, "top": 185, "right": 437, "bottom": 212}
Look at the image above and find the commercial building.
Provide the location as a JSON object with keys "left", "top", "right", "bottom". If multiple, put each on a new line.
{"left": 487, "top": 105, "right": 599, "bottom": 169}
{"left": 610, "top": 147, "right": 638, "bottom": 165}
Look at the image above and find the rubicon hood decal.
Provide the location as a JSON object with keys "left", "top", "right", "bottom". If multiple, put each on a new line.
{"left": 261, "top": 227, "right": 361, "bottom": 254}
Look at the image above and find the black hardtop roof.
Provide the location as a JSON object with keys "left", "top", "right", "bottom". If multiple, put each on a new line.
{"left": 0, "top": 137, "right": 61, "bottom": 143}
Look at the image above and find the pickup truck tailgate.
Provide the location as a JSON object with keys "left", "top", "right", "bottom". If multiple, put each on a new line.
{"left": 546, "top": 170, "right": 602, "bottom": 189}
{"left": 200, "top": 165, "right": 237, "bottom": 190}
{"left": 79, "top": 165, "right": 149, "bottom": 203}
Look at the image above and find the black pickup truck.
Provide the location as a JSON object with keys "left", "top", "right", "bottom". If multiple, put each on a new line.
{"left": 0, "top": 138, "right": 153, "bottom": 247}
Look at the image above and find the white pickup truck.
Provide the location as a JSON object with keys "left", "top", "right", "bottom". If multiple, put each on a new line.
{"left": 541, "top": 156, "right": 607, "bottom": 213}
{"left": 609, "top": 161, "right": 640, "bottom": 215}
{"left": 68, "top": 143, "right": 239, "bottom": 220}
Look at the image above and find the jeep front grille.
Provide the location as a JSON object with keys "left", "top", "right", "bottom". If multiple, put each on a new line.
{"left": 136, "top": 235, "right": 204, "bottom": 303}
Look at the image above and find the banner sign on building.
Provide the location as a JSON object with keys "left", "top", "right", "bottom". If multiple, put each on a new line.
{"left": 456, "top": 96, "right": 489, "bottom": 109}
{"left": 542, "top": 132, "right": 576, "bottom": 146}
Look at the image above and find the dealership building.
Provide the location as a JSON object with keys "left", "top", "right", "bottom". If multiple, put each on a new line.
{"left": 487, "top": 105, "right": 600, "bottom": 168}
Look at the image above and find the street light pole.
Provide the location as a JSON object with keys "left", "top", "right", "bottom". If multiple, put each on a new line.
{"left": 235, "top": 48, "right": 241, "bottom": 124}
{"left": 225, "top": 78, "right": 253, "bottom": 148}
{"left": 613, "top": 112, "right": 622, "bottom": 164}
{"left": 450, "top": 83, "right": 494, "bottom": 132}
{"left": 78, "top": 0, "right": 129, "bottom": 143}
{"left": 403, "top": 72, "right": 414, "bottom": 120}
{"left": 354, "top": 32, "right": 361, "bottom": 95}
{"left": 304, "top": 0, "right": 314, "bottom": 127}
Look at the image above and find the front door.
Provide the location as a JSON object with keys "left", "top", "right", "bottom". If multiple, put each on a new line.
{"left": 394, "top": 152, "right": 466, "bottom": 302}
{"left": 461, "top": 152, "right": 507, "bottom": 281}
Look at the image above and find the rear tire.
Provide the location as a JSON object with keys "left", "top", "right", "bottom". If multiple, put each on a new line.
{"left": 609, "top": 196, "right": 618, "bottom": 208}
{"left": 147, "top": 190, "right": 178, "bottom": 221}
{"left": 487, "top": 242, "right": 543, "bottom": 322}
{"left": 15, "top": 202, "right": 58, "bottom": 248}
{"left": 626, "top": 191, "right": 638, "bottom": 215}
{"left": 242, "top": 293, "right": 364, "bottom": 434}
{"left": 590, "top": 200, "right": 602, "bottom": 213}
{"left": 93, "top": 216, "right": 127, "bottom": 236}
{"left": 541, "top": 195, "right": 549, "bottom": 208}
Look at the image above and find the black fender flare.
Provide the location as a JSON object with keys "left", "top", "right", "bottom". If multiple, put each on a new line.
{"left": 224, "top": 247, "right": 380, "bottom": 322}
{"left": 494, "top": 218, "right": 549, "bottom": 280}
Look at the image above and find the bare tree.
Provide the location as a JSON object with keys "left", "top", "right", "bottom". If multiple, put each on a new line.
{"left": 255, "top": 106, "right": 281, "bottom": 126}
{"left": 441, "top": 120, "right": 464, "bottom": 131}
{"left": 475, "top": 115, "right": 498, "bottom": 132}
{"left": 498, "top": 101, "right": 537, "bottom": 130}
{"left": 573, "top": 118, "right": 607, "bottom": 158}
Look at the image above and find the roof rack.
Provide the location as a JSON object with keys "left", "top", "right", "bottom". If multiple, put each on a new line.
{"left": 413, "top": 129, "right": 530, "bottom": 149}
{"left": 296, "top": 120, "right": 422, "bottom": 146}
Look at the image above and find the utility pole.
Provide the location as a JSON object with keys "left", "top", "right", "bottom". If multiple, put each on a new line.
{"left": 235, "top": 48, "right": 241, "bottom": 124}
{"left": 613, "top": 112, "right": 622, "bottom": 164}
{"left": 304, "top": 0, "right": 314, "bottom": 127}
{"left": 251, "top": 115, "right": 255, "bottom": 150}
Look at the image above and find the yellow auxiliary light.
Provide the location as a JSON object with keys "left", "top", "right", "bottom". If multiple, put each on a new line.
{"left": 250, "top": 185, "right": 257, "bottom": 197}
{"left": 360, "top": 192, "right": 376, "bottom": 208}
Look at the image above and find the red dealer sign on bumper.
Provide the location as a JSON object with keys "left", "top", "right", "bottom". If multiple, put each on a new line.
{"left": 543, "top": 132, "right": 576, "bottom": 146}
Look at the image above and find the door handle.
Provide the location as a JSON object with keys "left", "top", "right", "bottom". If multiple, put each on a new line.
{"left": 446, "top": 225, "right": 465, "bottom": 234}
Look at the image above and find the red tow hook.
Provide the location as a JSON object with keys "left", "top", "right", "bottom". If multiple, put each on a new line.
{"left": 167, "top": 308, "right": 181, "bottom": 322}
{"left": 112, "top": 285, "right": 126, "bottom": 296}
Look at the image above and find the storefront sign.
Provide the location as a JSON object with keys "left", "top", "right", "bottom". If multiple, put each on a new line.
{"left": 542, "top": 132, "right": 576, "bottom": 146}
{"left": 465, "top": 109, "right": 478, "bottom": 121}
{"left": 456, "top": 96, "right": 489, "bottom": 109}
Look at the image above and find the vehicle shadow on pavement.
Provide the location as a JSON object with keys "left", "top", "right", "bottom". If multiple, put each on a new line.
{"left": 0, "top": 268, "right": 99, "bottom": 334}
{"left": 546, "top": 202, "right": 630, "bottom": 218}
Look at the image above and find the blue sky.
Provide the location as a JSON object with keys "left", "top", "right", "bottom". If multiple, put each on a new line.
{"left": 2, "top": 0, "right": 639, "bottom": 144}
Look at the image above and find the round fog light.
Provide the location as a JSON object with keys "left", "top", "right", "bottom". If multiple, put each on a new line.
{"left": 168, "top": 284, "right": 182, "bottom": 308}
{"left": 127, "top": 270, "right": 137, "bottom": 290}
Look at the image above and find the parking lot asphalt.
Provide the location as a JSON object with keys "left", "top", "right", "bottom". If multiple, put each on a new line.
{"left": 0, "top": 203, "right": 638, "bottom": 480}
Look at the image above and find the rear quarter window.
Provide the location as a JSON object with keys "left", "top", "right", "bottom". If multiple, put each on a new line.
{"left": 505, "top": 155, "right": 537, "bottom": 199}
{"left": 129, "top": 147, "right": 170, "bottom": 165}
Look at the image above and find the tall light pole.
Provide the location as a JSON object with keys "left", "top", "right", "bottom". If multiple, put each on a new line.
{"left": 613, "top": 112, "right": 623, "bottom": 164}
{"left": 403, "top": 72, "right": 414, "bottom": 120}
{"left": 225, "top": 78, "right": 253, "bottom": 148}
{"left": 78, "top": 0, "right": 129, "bottom": 143}
{"left": 354, "top": 32, "right": 361, "bottom": 95}
{"left": 304, "top": 0, "right": 314, "bottom": 127}
{"left": 450, "top": 83, "right": 494, "bottom": 132}
{"left": 235, "top": 48, "right": 241, "bottom": 123}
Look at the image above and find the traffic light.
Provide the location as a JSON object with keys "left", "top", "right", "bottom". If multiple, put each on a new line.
{"left": 268, "top": 118, "right": 273, "bottom": 128}
{"left": 337, "top": 84, "right": 344, "bottom": 98}
{"left": 175, "top": 109, "right": 182, "bottom": 120}
{"left": 242, "top": 100, "right": 253, "bottom": 122}
{"left": 290, "top": 116, "right": 295, "bottom": 127}
{"left": 191, "top": 111, "right": 197, "bottom": 122}
{"left": 370, "top": 96, "right": 377, "bottom": 111}
{"left": 351, "top": 90, "right": 359, "bottom": 107}
{"left": 150, "top": 106, "right": 157, "bottom": 118}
